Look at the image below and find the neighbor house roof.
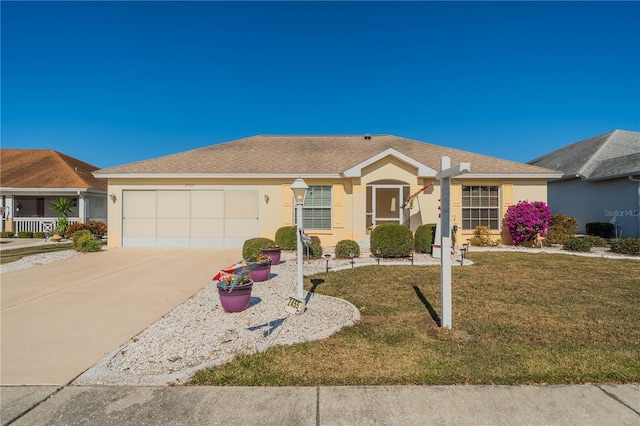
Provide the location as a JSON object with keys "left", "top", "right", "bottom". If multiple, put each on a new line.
{"left": 94, "top": 135, "right": 560, "bottom": 179}
{"left": 528, "top": 130, "right": 640, "bottom": 181}
{"left": 0, "top": 149, "right": 107, "bottom": 191}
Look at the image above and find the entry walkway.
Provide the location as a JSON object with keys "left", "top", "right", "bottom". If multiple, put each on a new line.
{"left": 1, "top": 248, "right": 241, "bottom": 385}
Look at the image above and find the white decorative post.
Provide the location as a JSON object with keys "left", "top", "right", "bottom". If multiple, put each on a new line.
{"left": 288, "top": 178, "right": 309, "bottom": 314}
{"left": 436, "top": 156, "right": 470, "bottom": 329}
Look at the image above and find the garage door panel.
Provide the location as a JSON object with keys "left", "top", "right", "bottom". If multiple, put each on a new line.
{"left": 156, "top": 237, "right": 190, "bottom": 247}
{"left": 123, "top": 191, "right": 155, "bottom": 217}
{"left": 225, "top": 191, "right": 258, "bottom": 219}
{"left": 192, "top": 190, "right": 224, "bottom": 218}
{"left": 157, "top": 218, "right": 190, "bottom": 237}
{"left": 158, "top": 191, "right": 190, "bottom": 218}
{"left": 191, "top": 218, "right": 224, "bottom": 237}
{"left": 123, "top": 218, "right": 156, "bottom": 237}
{"left": 123, "top": 236, "right": 156, "bottom": 248}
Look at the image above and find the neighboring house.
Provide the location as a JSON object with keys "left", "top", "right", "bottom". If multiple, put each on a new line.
{"left": 528, "top": 130, "right": 640, "bottom": 238}
{"left": 94, "top": 134, "right": 560, "bottom": 249}
{"left": 0, "top": 149, "right": 108, "bottom": 234}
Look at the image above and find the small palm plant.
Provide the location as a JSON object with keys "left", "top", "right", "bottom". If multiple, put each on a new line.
{"left": 50, "top": 197, "right": 74, "bottom": 236}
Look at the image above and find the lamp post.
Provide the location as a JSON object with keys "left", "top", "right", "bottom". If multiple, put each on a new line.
{"left": 290, "top": 178, "right": 309, "bottom": 301}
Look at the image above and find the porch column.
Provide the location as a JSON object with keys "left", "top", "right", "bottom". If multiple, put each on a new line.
{"left": 4, "top": 196, "right": 15, "bottom": 232}
{"left": 78, "top": 195, "right": 87, "bottom": 223}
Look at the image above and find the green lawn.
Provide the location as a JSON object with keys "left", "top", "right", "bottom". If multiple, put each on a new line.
{"left": 191, "top": 252, "right": 640, "bottom": 386}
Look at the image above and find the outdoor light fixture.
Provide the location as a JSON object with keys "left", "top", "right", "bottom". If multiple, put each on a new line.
{"left": 287, "top": 178, "right": 309, "bottom": 314}
{"left": 291, "top": 178, "right": 308, "bottom": 205}
{"left": 264, "top": 194, "right": 270, "bottom": 204}
{"left": 109, "top": 193, "right": 117, "bottom": 203}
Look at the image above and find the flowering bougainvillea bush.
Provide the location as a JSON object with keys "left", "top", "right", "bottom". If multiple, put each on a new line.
{"left": 503, "top": 201, "right": 553, "bottom": 245}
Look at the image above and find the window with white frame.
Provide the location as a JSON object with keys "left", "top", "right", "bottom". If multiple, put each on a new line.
{"left": 295, "top": 186, "right": 332, "bottom": 230}
{"left": 462, "top": 186, "right": 500, "bottom": 230}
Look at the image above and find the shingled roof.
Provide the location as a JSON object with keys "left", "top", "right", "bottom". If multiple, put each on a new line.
{"left": 1, "top": 149, "right": 107, "bottom": 190}
{"left": 528, "top": 130, "right": 640, "bottom": 181}
{"left": 95, "top": 135, "right": 558, "bottom": 177}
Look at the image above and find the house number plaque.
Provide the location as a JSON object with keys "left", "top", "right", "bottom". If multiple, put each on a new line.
{"left": 285, "top": 296, "right": 305, "bottom": 314}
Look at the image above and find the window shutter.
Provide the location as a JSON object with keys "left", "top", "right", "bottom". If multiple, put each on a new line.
{"left": 502, "top": 184, "right": 513, "bottom": 209}
{"left": 333, "top": 184, "right": 344, "bottom": 228}
{"left": 282, "top": 185, "right": 293, "bottom": 226}
{"left": 451, "top": 184, "right": 462, "bottom": 208}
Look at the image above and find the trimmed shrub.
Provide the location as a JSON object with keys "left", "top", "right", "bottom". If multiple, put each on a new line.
{"left": 17, "top": 231, "right": 34, "bottom": 239}
{"left": 585, "top": 222, "right": 614, "bottom": 238}
{"left": 503, "top": 201, "right": 553, "bottom": 245}
{"left": 469, "top": 226, "right": 501, "bottom": 247}
{"left": 335, "top": 240, "right": 360, "bottom": 258}
{"left": 74, "top": 231, "right": 102, "bottom": 252}
{"left": 544, "top": 214, "right": 578, "bottom": 245}
{"left": 64, "top": 221, "right": 107, "bottom": 239}
{"left": 306, "top": 235, "right": 323, "bottom": 259}
{"left": 0, "top": 231, "right": 15, "bottom": 238}
{"left": 275, "top": 226, "right": 297, "bottom": 250}
{"left": 414, "top": 223, "right": 437, "bottom": 254}
{"left": 242, "top": 237, "right": 276, "bottom": 261}
{"left": 73, "top": 230, "right": 93, "bottom": 247}
{"left": 370, "top": 224, "right": 414, "bottom": 258}
{"left": 582, "top": 235, "right": 608, "bottom": 248}
{"left": 34, "top": 232, "right": 46, "bottom": 239}
{"left": 563, "top": 237, "right": 592, "bottom": 252}
{"left": 610, "top": 238, "right": 640, "bottom": 255}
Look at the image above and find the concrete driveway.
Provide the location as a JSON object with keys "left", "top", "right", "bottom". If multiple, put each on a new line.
{"left": 1, "top": 247, "right": 241, "bottom": 385}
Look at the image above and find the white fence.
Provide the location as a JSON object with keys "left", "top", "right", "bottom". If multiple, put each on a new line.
{"left": 13, "top": 217, "right": 81, "bottom": 234}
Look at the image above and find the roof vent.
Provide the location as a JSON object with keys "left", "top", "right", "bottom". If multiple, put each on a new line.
{"left": 364, "top": 133, "right": 371, "bottom": 140}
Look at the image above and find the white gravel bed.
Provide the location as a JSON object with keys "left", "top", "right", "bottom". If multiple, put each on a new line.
{"left": 0, "top": 249, "right": 82, "bottom": 274}
{"left": 73, "top": 258, "right": 364, "bottom": 387}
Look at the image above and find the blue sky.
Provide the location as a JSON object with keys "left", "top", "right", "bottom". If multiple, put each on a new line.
{"left": 2, "top": 1, "right": 639, "bottom": 169}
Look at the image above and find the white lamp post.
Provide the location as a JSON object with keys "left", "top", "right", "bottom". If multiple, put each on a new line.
{"left": 290, "top": 178, "right": 309, "bottom": 301}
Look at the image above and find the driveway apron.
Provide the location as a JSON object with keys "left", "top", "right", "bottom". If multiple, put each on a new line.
{"left": 1, "top": 248, "right": 241, "bottom": 385}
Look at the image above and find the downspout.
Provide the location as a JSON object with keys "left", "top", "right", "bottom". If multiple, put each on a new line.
{"left": 629, "top": 176, "right": 640, "bottom": 239}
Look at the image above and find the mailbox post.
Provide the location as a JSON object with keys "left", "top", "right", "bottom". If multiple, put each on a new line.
{"left": 436, "top": 157, "right": 470, "bottom": 329}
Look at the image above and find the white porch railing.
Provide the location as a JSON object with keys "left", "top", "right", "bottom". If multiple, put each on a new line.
{"left": 13, "top": 217, "right": 80, "bottom": 234}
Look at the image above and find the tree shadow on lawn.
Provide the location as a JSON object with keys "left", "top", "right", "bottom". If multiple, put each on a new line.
{"left": 413, "top": 285, "right": 441, "bottom": 327}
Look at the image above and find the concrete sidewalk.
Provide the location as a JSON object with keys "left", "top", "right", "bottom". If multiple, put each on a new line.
{"left": 1, "top": 247, "right": 241, "bottom": 386}
{"left": 2, "top": 384, "right": 638, "bottom": 425}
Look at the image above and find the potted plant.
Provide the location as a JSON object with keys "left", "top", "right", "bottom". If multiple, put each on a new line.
{"left": 214, "top": 267, "right": 254, "bottom": 313}
{"left": 245, "top": 253, "right": 272, "bottom": 282}
{"left": 260, "top": 242, "right": 282, "bottom": 264}
{"left": 50, "top": 216, "right": 68, "bottom": 242}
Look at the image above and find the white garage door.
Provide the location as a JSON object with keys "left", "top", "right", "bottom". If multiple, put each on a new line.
{"left": 122, "top": 189, "right": 259, "bottom": 248}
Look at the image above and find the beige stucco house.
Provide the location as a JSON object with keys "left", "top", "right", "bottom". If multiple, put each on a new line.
{"left": 93, "top": 135, "right": 561, "bottom": 249}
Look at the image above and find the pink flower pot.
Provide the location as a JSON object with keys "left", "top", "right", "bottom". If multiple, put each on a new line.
{"left": 218, "top": 282, "right": 253, "bottom": 313}
{"left": 260, "top": 248, "right": 282, "bottom": 264}
{"left": 247, "top": 261, "right": 271, "bottom": 282}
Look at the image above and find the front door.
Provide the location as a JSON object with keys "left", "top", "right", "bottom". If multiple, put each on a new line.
{"left": 366, "top": 184, "right": 410, "bottom": 232}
